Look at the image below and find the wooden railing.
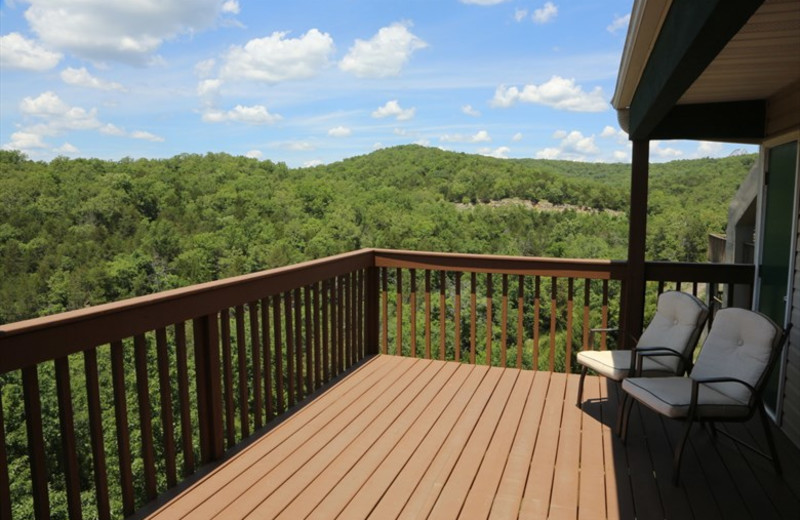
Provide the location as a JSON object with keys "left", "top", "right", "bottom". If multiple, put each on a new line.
{"left": 0, "top": 248, "right": 754, "bottom": 520}
{"left": 0, "top": 250, "right": 377, "bottom": 520}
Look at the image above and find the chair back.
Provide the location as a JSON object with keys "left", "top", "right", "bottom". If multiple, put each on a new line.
{"left": 637, "top": 291, "right": 709, "bottom": 374}
{"left": 691, "top": 308, "right": 782, "bottom": 404}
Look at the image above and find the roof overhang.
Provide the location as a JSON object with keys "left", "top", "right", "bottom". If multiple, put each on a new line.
{"left": 613, "top": 0, "right": 800, "bottom": 143}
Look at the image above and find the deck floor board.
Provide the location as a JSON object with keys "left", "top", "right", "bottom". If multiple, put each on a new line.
{"left": 145, "top": 355, "right": 800, "bottom": 520}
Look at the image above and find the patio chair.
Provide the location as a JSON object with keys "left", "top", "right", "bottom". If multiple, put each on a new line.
{"left": 576, "top": 291, "right": 709, "bottom": 415}
{"left": 620, "top": 308, "right": 790, "bottom": 485}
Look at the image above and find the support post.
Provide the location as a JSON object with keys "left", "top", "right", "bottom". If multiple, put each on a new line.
{"left": 621, "top": 139, "right": 650, "bottom": 348}
{"left": 193, "top": 314, "right": 224, "bottom": 463}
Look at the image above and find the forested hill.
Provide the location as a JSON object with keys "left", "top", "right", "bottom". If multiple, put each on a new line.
{"left": 0, "top": 147, "right": 755, "bottom": 323}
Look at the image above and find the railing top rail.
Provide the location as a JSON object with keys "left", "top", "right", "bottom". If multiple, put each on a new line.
{"left": 373, "top": 248, "right": 629, "bottom": 279}
{"left": 0, "top": 249, "right": 375, "bottom": 373}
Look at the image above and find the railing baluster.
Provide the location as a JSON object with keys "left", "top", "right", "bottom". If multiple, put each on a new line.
{"left": 516, "top": 275, "right": 524, "bottom": 369}
{"left": 273, "top": 294, "right": 285, "bottom": 414}
{"left": 601, "top": 279, "right": 609, "bottom": 349}
{"left": 305, "top": 285, "right": 313, "bottom": 393}
{"left": 83, "top": 347, "right": 110, "bottom": 520}
{"left": 261, "top": 298, "right": 273, "bottom": 421}
{"left": 425, "top": 270, "right": 432, "bottom": 359}
{"left": 134, "top": 334, "right": 157, "bottom": 500}
{"left": 235, "top": 305, "right": 249, "bottom": 438}
{"left": 0, "top": 395, "right": 11, "bottom": 520}
{"left": 566, "top": 278, "right": 574, "bottom": 374}
{"left": 381, "top": 268, "right": 388, "bottom": 354}
{"left": 549, "top": 277, "right": 557, "bottom": 372}
{"left": 220, "top": 310, "right": 235, "bottom": 447}
{"left": 657, "top": 280, "right": 665, "bottom": 295}
{"left": 486, "top": 273, "right": 493, "bottom": 366}
{"left": 350, "top": 272, "right": 357, "bottom": 366}
{"left": 323, "top": 280, "right": 330, "bottom": 383}
{"left": 582, "top": 279, "right": 591, "bottom": 350}
{"left": 332, "top": 279, "right": 339, "bottom": 376}
{"left": 356, "top": 271, "right": 363, "bottom": 361}
{"left": 533, "top": 276, "right": 541, "bottom": 371}
{"left": 410, "top": 269, "right": 417, "bottom": 358}
{"left": 174, "top": 323, "right": 194, "bottom": 476}
{"left": 676, "top": 281, "right": 682, "bottom": 292}
{"left": 396, "top": 268, "right": 403, "bottom": 356}
{"left": 313, "top": 283, "right": 322, "bottom": 390}
{"left": 470, "top": 272, "right": 477, "bottom": 364}
{"left": 250, "top": 301, "right": 263, "bottom": 430}
{"left": 294, "top": 287, "right": 303, "bottom": 401}
{"left": 440, "top": 271, "right": 447, "bottom": 361}
{"left": 22, "top": 365, "right": 50, "bottom": 519}
{"left": 156, "top": 327, "right": 177, "bottom": 487}
{"left": 284, "top": 292, "right": 294, "bottom": 408}
{"left": 501, "top": 274, "right": 508, "bottom": 367}
{"left": 455, "top": 272, "right": 462, "bottom": 362}
{"left": 692, "top": 281, "right": 699, "bottom": 296}
{"left": 54, "top": 356, "right": 82, "bottom": 519}
{"left": 110, "top": 340, "right": 134, "bottom": 515}
{"left": 337, "top": 276, "right": 345, "bottom": 373}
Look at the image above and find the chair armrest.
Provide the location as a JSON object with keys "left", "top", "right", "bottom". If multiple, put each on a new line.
{"left": 688, "top": 376, "right": 757, "bottom": 415}
{"left": 633, "top": 347, "right": 683, "bottom": 375}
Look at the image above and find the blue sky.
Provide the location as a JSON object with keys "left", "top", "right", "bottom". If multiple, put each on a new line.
{"left": 0, "top": 0, "right": 756, "bottom": 167}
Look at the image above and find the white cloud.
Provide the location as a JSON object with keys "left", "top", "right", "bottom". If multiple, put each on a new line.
{"left": 22, "top": 0, "right": 222, "bottom": 64}
{"left": 651, "top": 140, "right": 683, "bottom": 158}
{"left": 512, "top": 132, "right": 523, "bottom": 142}
{"left": 270, "top": 140, "right": 315, "bottom": 151}
{"left": 600, "top": 125, "right": 628, "bottom": 144}
{"left": 221, "top": 29, "right": 334, "bottom": 83}
{"left": 607, "top": 14, "right": 631, "bottom": 34}
{"left": 61, "top": 67, "right": 125, "bottom": 91}
{"left": 536, "top": 129, "right": 600, "bottom": 160}
{"left": 479, "top": 146, "right": 510, "bottom": 158}
{"left": 304, "top": 159, "right": 324, "bottom": 167}
{"left": 413, "top": 139, "right": 430, "bottom": 146}
{"left": 491, "top": 76, "right": 607, "bottom": 112}
{"left": 202, "top": 104, "right": 282, "bottom": 125}
{"left": 372, "top": 100, "right": 415, "bottom": 120}
{"left": 696, "top": 141, "right": 724, "bottom": 157}
{"left": 196, "top": 78, "right": 223, "bottom": 100}
{"left": 339, "top": 22, "right": 426, "bottom": 78}
{"left": 440, "top": 130, "right": 491, "bottom": 143}
{"left": 245, "top": 149, "right": 263, "bottom": 159}
{"left": 54, "top": 142, "right": 78, "bottom": 154}
{"left": 130, "top": 130, "right": 165, "bottom": 142}
{"left": 2, "top": 131, "right": 47, "bottom": 150}
{"left": 532, "top": 2, "right": 558, "bottom": 24}
{"left": 0, "top": 32, "right": 61, "bottom": 70}
{"left": 462, "top": 104, "right": 481, "bottom": 117}
{"left": 372, "top": 143, "right": 384, "bottom": 150}
{"left": 100, "top": 123, "right": 126, "bottom": 136}
{"left": 328, "top": 126, "right": 352, "bottom": 137}
{"left": 514, "top": 9, "right": 528, "bottom": 22}
{"left": 194, "top": 58, "right": 216, "bottom": 78}
{"left": 221, "top": 1, "right": 240, "bottom": 14}
{"left": 612, "top": 150, "right": 629, "bottom": 161}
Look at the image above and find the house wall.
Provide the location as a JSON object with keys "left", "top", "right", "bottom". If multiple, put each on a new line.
{"left": 782, "top": 198, "right": 800, "bottom": 447}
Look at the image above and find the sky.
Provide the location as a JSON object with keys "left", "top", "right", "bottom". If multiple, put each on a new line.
{"left": 0, "top": 0, "right": 756, "bottom": 167}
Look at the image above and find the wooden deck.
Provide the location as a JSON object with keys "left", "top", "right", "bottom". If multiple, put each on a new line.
{"left": 143, "top": 355, "right": 800, "bottom": 519}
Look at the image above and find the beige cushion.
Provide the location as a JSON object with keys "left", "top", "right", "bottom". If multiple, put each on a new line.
{"left": 622, "top": 376, "right": 750, "bottom": 419}
{"left": 576, "top": 350, "right": 673, "bottom": 381}
{"left": 577, "top": 291, "right": 708, "bottom": 379}
{"left": 635, "top": 291, "right": 709, "bottom": 373}
{"left": 691, "top": 308, "right": 780, "bottom": 403}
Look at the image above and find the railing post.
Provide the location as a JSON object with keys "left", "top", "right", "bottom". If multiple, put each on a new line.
{"left": 621, "top": 139, "right": 650, "bottom": 348}
{"left": 366, "top": 265, "right": 380, "bottom": 354}
{"left": 193, "top": 314, "right": 224, "bottom": 463}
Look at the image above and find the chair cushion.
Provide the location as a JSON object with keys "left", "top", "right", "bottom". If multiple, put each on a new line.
{"left": 622, "top": 376, "right": 751, "bottom": 419}
{"left": 691, "top": 308, "right": 780, "bottom": 403}
{"left": 576, "top": 350, "right": 673, "bottom": 381}
{"left": 636, "top": 291, "right": 708, "bottom": 373}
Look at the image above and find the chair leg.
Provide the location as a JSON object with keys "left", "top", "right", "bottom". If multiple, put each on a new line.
{"left": 576, "top": 366, "right": 588, "bottom": 406}
{"left": 707, "top": 421, "right": 717, "bottom": 441}
{"left": 759, "top": 403, "right": 782, "bottom": 475}
{"left": 673, "top": 418, "right": 694, "bottom": 486}
{"left": 619, "top": 393, "right": 634, "bottom": 442}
